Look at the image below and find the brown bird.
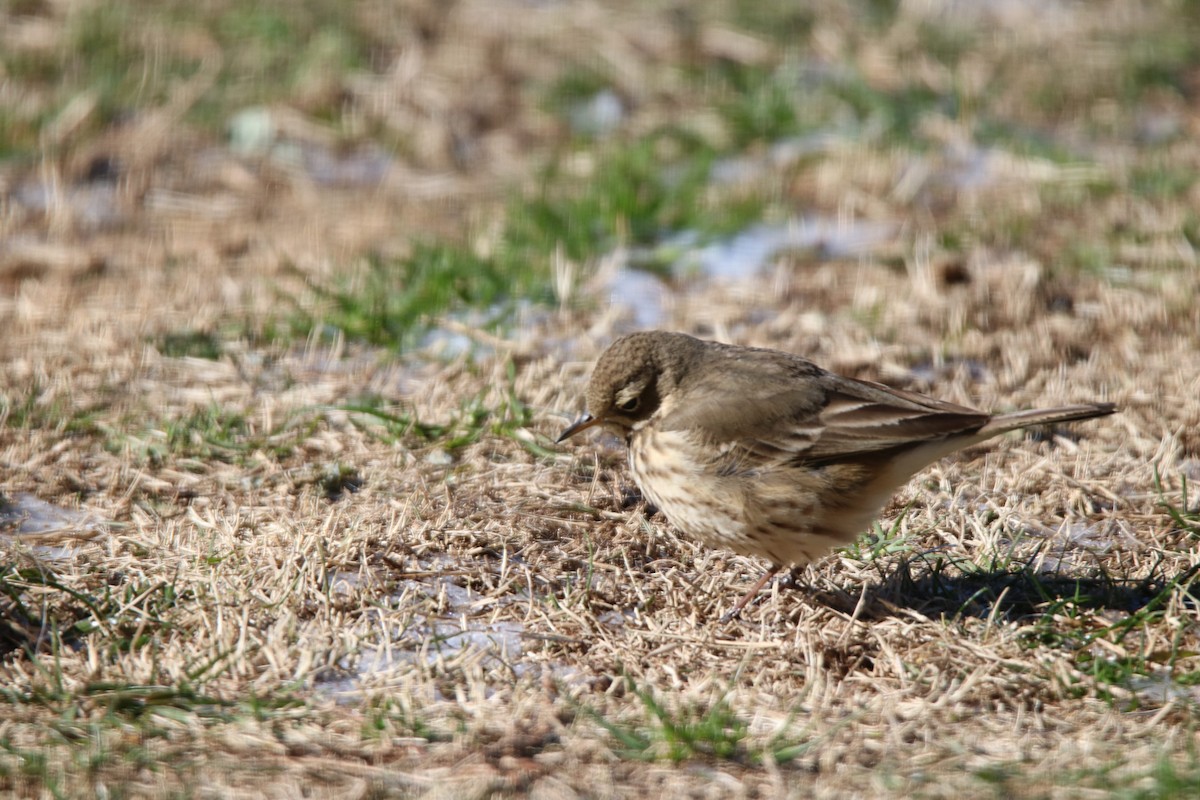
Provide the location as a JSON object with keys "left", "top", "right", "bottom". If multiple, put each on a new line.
{"left": 558, "top": 331, "right": 1115, "bottom": 618}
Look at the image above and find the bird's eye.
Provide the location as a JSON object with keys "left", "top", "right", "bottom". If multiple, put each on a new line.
{"left": 617, "top": 397, "right": 640, "bottom": 413}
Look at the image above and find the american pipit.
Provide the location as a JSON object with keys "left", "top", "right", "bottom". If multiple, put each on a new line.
{"left": 558, "top": 331, "right": 1115, "bottom": 618}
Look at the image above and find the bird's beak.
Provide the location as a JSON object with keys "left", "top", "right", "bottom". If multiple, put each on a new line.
{"left": 557, "top": 413, "right": 602, "bottom": 443}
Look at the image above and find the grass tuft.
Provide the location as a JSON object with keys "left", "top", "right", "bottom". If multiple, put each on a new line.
{"left": 580, "top": 676, "right": 818, "bottom": 766}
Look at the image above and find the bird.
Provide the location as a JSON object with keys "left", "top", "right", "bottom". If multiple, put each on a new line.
{"left": 557, "top": 330, "right": 1115, "bottom": 618}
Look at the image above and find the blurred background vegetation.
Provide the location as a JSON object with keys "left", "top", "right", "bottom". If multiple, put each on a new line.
{"left": 4, "top": 0, "right": 1197, "bottom": 353}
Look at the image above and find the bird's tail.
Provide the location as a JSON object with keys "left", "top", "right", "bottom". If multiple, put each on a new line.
{"left": 978, "top": 402, "right": 1116, "bottom": 437}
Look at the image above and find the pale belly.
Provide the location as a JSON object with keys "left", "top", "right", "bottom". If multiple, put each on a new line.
{"left": 629, "top": 428, "right": 853, "bottom": 566}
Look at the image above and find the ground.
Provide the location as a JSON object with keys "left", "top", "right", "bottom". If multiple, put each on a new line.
{"left": 2, "top": 0, "right": 1200, "bottom": 797}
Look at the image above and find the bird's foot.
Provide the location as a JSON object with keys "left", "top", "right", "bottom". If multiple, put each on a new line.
{"left": 720, "top": 566, "right": 782, "bottom": 622}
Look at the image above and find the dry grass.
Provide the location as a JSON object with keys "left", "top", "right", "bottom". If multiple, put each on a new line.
{"left": 4, "top": 0, "right": 1200, "bottom": 797}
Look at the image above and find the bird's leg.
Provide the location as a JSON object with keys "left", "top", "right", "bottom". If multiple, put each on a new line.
{"left": 720, "top": 565, "right": 780, "bottom": 622}
{"left": 777, "top": 566, "right": 805, "bottom": 591}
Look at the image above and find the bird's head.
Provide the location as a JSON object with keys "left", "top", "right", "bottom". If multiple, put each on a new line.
{"left": 557, "top": 331, "right": 701, "bottom": 442}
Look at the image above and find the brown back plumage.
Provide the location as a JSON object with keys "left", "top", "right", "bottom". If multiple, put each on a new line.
{"left": 587, "top": 332, "right": 1113, "bottom": 467}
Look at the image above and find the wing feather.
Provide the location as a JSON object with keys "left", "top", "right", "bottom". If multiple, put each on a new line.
{"left": 659, "top": 346, "right": 990, "bottom": 472}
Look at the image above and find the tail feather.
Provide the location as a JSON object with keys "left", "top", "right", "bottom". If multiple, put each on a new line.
{"left": 978, "top": 402, "right": 1116, "bottom": 437}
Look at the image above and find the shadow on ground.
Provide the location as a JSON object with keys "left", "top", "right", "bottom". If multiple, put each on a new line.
{"left": 806, "top": 554, "right": 1200, "bottom": 624}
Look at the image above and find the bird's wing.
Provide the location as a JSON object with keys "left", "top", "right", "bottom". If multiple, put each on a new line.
{"left": 658, "top": 351, "right": 829, "bottom": 458}
{"left": 661, "top": 350, "right": 990, "bottom": 467}
{"left": 804, "top": 376, "right": 990, "bottom": 463}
